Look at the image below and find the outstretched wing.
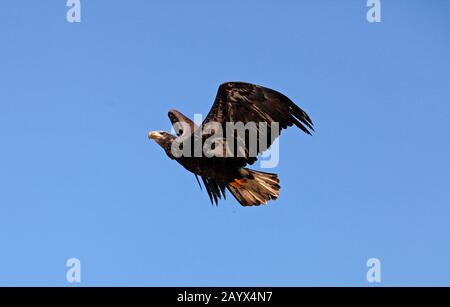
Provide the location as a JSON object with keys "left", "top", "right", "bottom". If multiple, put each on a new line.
{"left": 201, "top": 82, "right": 314, "bottom": 166}
{"left": 168, "top": 109, "right": 198, "bottom": 137}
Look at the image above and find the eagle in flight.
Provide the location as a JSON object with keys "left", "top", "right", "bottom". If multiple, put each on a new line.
{"left": 148, "top": 82, "right": 314, "bottom": 206}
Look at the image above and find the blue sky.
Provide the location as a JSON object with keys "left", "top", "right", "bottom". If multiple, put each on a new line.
{"left": 0, "top": 0, "right": 449, "bottom": 286}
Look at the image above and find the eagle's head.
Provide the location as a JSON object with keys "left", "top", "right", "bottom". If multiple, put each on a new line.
{"left": 148, "top": 131, "right": 177, "bottom": 159}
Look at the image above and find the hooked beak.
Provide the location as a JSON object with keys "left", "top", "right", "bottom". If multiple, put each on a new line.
{"left": 148, "top": 131, "right": 163, "bottom": 140}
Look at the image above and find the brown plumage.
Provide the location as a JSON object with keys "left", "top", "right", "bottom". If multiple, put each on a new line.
{"left": 148, "top": 82, "right": 313, "bottom": 206}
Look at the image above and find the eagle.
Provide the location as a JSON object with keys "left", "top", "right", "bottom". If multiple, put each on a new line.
{"left": 148, "top": 82, "right": 313, "bottom": 206}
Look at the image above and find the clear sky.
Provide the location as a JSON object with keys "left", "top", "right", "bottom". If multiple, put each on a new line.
{"left": 0, "top": 0, "right": 449, "bottom": 286}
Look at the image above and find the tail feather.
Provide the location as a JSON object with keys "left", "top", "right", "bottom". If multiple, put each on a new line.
{"left": 227, "top": 169, "right": 280, "bottom": 206}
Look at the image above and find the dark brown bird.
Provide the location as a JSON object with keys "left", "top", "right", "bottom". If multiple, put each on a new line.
{"left": 148, "top": 82, "right": 313, "bottom": 206}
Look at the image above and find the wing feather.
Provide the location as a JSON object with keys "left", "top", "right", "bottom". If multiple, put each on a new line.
{"left": 201, "top": 82, "right": 313, "bottom": 166}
